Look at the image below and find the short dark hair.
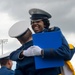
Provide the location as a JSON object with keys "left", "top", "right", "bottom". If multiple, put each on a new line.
{"left": 42, "top": 19, "right": 50, "bottom": 29}
{"left": 0, "top": 58, "right": 9, "bottom": 66}
{"left": 17, "top": 29, "right": 32, "bottom": 44}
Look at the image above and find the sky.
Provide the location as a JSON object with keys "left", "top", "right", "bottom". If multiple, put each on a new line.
{"left": 0, "top": 0, "right": 75, "bottom": 70}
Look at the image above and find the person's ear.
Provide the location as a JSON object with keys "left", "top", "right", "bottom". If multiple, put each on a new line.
{"left": 7, "top": 60, "right": 11, "bottom": 65}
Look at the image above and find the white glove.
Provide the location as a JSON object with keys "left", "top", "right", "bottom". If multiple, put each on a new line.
{"left": 23, "top": 46, "right": 42, "bottom": 57}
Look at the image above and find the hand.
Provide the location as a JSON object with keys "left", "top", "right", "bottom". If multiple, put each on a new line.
{"left": 23, "top": 46, "right": 42, "bottom": 57}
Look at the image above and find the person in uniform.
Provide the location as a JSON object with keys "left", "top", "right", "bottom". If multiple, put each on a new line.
{"left": 9, "top": 20, "right": 34, "bottom": 75}
{"left": 28, "top": 8, "right": 74, "bottom": 59}
{"left": 9, "top": 10, "right": 75, "bottom": 75}
{"left": 27, "top": 8, "right": 75, "bottom": 75}
{"left": 0, "top": 52, "right": 14, "bottom": 75}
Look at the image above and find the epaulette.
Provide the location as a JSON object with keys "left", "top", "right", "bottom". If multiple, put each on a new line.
{"left": 69, "top": 44, "right": 74, "bottom": 50}
{"left": 48, "top": 27, "right": 55, "bottom": 32}
{"left": 61, "top": 44, "right": 75, "bottom": 75}
{"left": 65, "top": 61, "right": 75, "bottom": 75}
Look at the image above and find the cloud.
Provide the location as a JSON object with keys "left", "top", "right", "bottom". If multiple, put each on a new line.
{"left": 0, "top": 0, "right": 75, "bottom": 33}
{"left": 0, "top": 12, "right": 16, "bottom": 39}
{"left": 0, "top": 0, "right": 75, "bottom": 47}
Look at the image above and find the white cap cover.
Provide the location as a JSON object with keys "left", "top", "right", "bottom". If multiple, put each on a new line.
{"left": 8, "top": 20, "right": 30, "bottom": 38}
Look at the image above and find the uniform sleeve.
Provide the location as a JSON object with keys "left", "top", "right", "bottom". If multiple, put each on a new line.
{"left": 43, "top": 30, "right": 75, "bottom": 60}
{"left": 10, "top": 48, "right": 24, "bottom": 61}
{"left": 9, "top": 70, "right": 15, "bottom": 75}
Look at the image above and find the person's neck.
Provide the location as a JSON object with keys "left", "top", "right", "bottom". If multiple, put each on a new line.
{"left": 2, "top": 65, "right": 11, "bottom": 70}
{"left": 22, "top": 37, "right": 32, "bottom": 45}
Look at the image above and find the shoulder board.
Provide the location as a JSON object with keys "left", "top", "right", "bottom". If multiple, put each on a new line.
{"left": 48, "top": 27, "right": 55, "bottom": 32}
{"left": 69, "top": 44, "right": 74, "bottom": 50}
{"left": 50, "top": 27, "right": 55, "bottom": 31}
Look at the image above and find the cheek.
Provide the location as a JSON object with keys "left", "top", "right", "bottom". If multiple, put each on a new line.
{"left": 40, "top": 24, "right": 44, "bottom": 29}
{"left": 31, "top": 25, "right": 35, "bottom": 30}
{"left": 40, "top": 22, "right": 44, "bottom": 28}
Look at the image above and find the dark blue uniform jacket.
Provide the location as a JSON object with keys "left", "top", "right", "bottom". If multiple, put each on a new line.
{"left": 10, "top": 27, "right": 75, "bottom": 75}
{"left": 0, "top": 66, "right": 14, "bottom": 75}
